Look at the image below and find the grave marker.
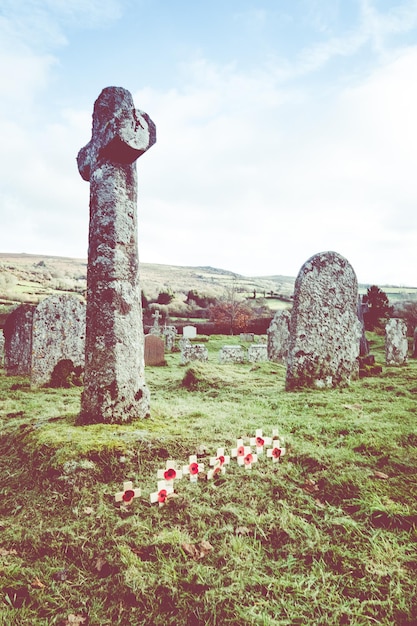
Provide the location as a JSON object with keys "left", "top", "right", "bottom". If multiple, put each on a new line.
{"left": 286, "top": 251, "right": 362, "bottom": 389}
{"left": 77, "top": 86, "right": 155, "bottom": 423}
{"left": 385, "top": 318, "right": 408, "bottom": 365}
{"left": 3, "top": 304, "right": 35, "bottom": 376}
{"left": 183, "top": 325, "right": 197, "bottom": 339}
{"left": 144, "top": 334, "right": 165, "bottom": 366}
{"left": 31, "top": 295, "right": 85, "bottom": 387}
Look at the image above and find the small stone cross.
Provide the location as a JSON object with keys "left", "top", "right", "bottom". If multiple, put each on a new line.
{"left": 152, "top": 310, "right": 161, "bottom": 327}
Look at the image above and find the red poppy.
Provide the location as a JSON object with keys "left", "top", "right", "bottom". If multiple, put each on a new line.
{"left": 244, "top": 453, "right": 253, "bottom": 465}
{"left": 122, "top": 489, "right": 135, "bottom": 503}
{"left": 272, "top": 447, "right": 281, "bottom": 459}
{"left": 158, "top": 489, "right": 168, "bottom": 503}
{"left": 190, "top": 462, "right": 199, "bottom": 475}
{"left": 237, "top": 445, "right": 245, "bottom": 457}
{"left": 256, "top": 436, "right": 265, "bottom": 447}
{"left": 164, "top": 468, "right": 177, "bottom": 480}
{"left": 218, "top": 455, "right": 225, "bottom": 465}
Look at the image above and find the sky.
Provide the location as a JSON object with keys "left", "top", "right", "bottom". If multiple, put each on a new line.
{"left": 1, "top": 0, "right": 417, "bottom": 286}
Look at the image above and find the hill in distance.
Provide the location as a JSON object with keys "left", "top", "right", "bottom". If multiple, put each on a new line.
{"left": 1, "top": 253, "right": 416, "bottom": 308}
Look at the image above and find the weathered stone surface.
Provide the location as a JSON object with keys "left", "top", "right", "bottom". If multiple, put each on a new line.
{"left": 219, "top": 345, "right": 246, "bottom": 363}
{"left": 3, "top": 304, "right": 35, "bottom": 376}
{"left": 163, "top": 325, "right": 177, "bottom": 351}
{"left": 247, "top": 344, "right": 268, "bottom": 363}
{"left": 267, "top": 310, "right": 291, "bottom": 362}
{"left": 385, "top": 318, "right": 408, "bottom": 365}
{"left": 149, "top": 309, "right": 162, "bottom": 336}
{"left": 31, "top": 295, "right": 86, "bottom": 387}
{"left": 286, "top": 251, "right": 361, "bottom": 389}
{"left": 77, "top": 86, "right": 156, "bottom": 423}
{"left": 144, "top": 334, "right": 165, "bottom": 366}
{"left": 181, "top": 343, "right": 208, "bottom": 364}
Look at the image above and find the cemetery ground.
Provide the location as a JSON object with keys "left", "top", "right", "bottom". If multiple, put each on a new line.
{"left": 0, "top": 334, "right": 416, "bottom": 626}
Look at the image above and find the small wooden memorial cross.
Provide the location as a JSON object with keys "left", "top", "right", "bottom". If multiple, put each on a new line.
{"left": 115, "top": 481, "right": 141, "bottom": 505}
{"left": 150, "top": 481, "right": 174, "bottom": 507}
{"left": 267, "top": 432, "right": 286, "bottom": 463}
{"left": 183, "top": 455, "right": 205, "bottom": 482}
{"left": 231, "top": 439, "right": 257, "bottom": 468}
{"left": 208, "top": 447, "right": 230, "bottom": 480}
{"left": 77, "top": 86, "right": 156, "bottom": 424}
{"left": 249, "top": 429, "right": 272, "bottom": 455}
{"left": 157, "top": 460, "right": 183, "bottom": 482}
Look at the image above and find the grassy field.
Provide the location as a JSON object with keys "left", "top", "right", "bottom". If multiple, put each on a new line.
{"left": 0, "top": 334, "right": 416, "bottom": 625}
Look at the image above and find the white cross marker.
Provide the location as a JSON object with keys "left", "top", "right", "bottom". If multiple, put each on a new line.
{"left": 150, "top": 480, "right": 174, "bottom": 506}
{"left": 183, "top": 455, "right": 205, "bottom": 482}
{"left": 208, "top": 448, "right": 230, "bottom": 480}
{"left": 114, "top": 481, "right": 141, "bottom": 505}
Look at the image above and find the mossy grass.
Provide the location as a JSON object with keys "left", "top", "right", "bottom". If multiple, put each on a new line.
{"left": 1, "top": 333, "right": 416, "bottom": 624}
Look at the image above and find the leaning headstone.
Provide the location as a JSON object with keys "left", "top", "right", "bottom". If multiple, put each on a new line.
{"left": 31, "top": 295, "right": 86, "bottom": 387}
{"left": 3, "top": 304, "right": 35, "bottom": 376}
{"left": 144, "top": 334, "right": 165, "bottom": 366}
{"left": 183, "top": 325, "right": 197, "bottom": 339}
{"left": 248, "top": 344, "right": 268, "bottom": 363}
{"left": 181, "top": 343, "right": 208, "bottom": 364}
{"left": 286, "top": 251, "right": 361, "bottom": 389}
{"left": 219, "top": 345, "right": 246, "bottom": 363}
{"left": 77, "top": 86, "right": 156, "bottom": 423}
{"left": 385, "top": 318, "right": 408, "bottom": 365}
{"left": 267, "top": 310, "right": 291, "bottom": 362}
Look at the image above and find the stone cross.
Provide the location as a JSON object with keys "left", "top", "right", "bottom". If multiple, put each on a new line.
{"left": 77, "top": 86, "right": 156, "bottom": 423}
{"left": 152, "top": 310, "right": 161, "bottom": 326}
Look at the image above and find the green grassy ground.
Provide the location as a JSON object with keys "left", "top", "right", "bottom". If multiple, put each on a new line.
{"left": 0, "top": 334, "right": 416, "bottom": 625}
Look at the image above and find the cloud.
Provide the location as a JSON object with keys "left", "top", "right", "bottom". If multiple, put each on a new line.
{"left": 133, "top": 37, "right": 417, "bottom": 284}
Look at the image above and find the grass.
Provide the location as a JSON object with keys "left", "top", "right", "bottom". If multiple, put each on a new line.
{"left": 0, "top": 334, "right": 416, "bottom": 625}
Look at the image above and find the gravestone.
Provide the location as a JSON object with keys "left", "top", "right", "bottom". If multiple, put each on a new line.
{"left": 240, "top": 333, "right": 254, "bottom": 342}
{"left": 149, "top": 309, "right": 162, "bottom": 336}
{"left": 385, "top": 318, "right": 408, "bottom": 365}
{"left": 413, "top": 327, "right": 417, "bottom": 358}
{"left": 219, "top": 345, "right": 246, "bottom": 363}
{"left": 3, "top": 304, "right": 35, "bottom": 376}
{"left": 144, "top": 334, "right": 165, "bottom": 366}
{"left": 31, "top": 295, "right": 86, "bottom": 387}
{"left": 247, "top": 344, "right": 268, "bottom": 363}
{"left": 267, "top": 310, "right": 291, "bottom": 362}
{"left": 183, "top": 325, "right": 197, "bottom": 339}
{"left": 286, "top": 251, "right": 361, "bottom": 389}
{"left": 77, "top": 86, "right": 156, "bottom": 423}
{"left": 181, "top": 343, "right": 208, "bottom": 364}
{"left": 163, "top": 325, "right": 177, "bottom": 351}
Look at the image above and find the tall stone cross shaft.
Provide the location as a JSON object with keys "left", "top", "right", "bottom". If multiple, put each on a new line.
{"left": 77, "top": 86, "right": 156, "bottom": 423}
